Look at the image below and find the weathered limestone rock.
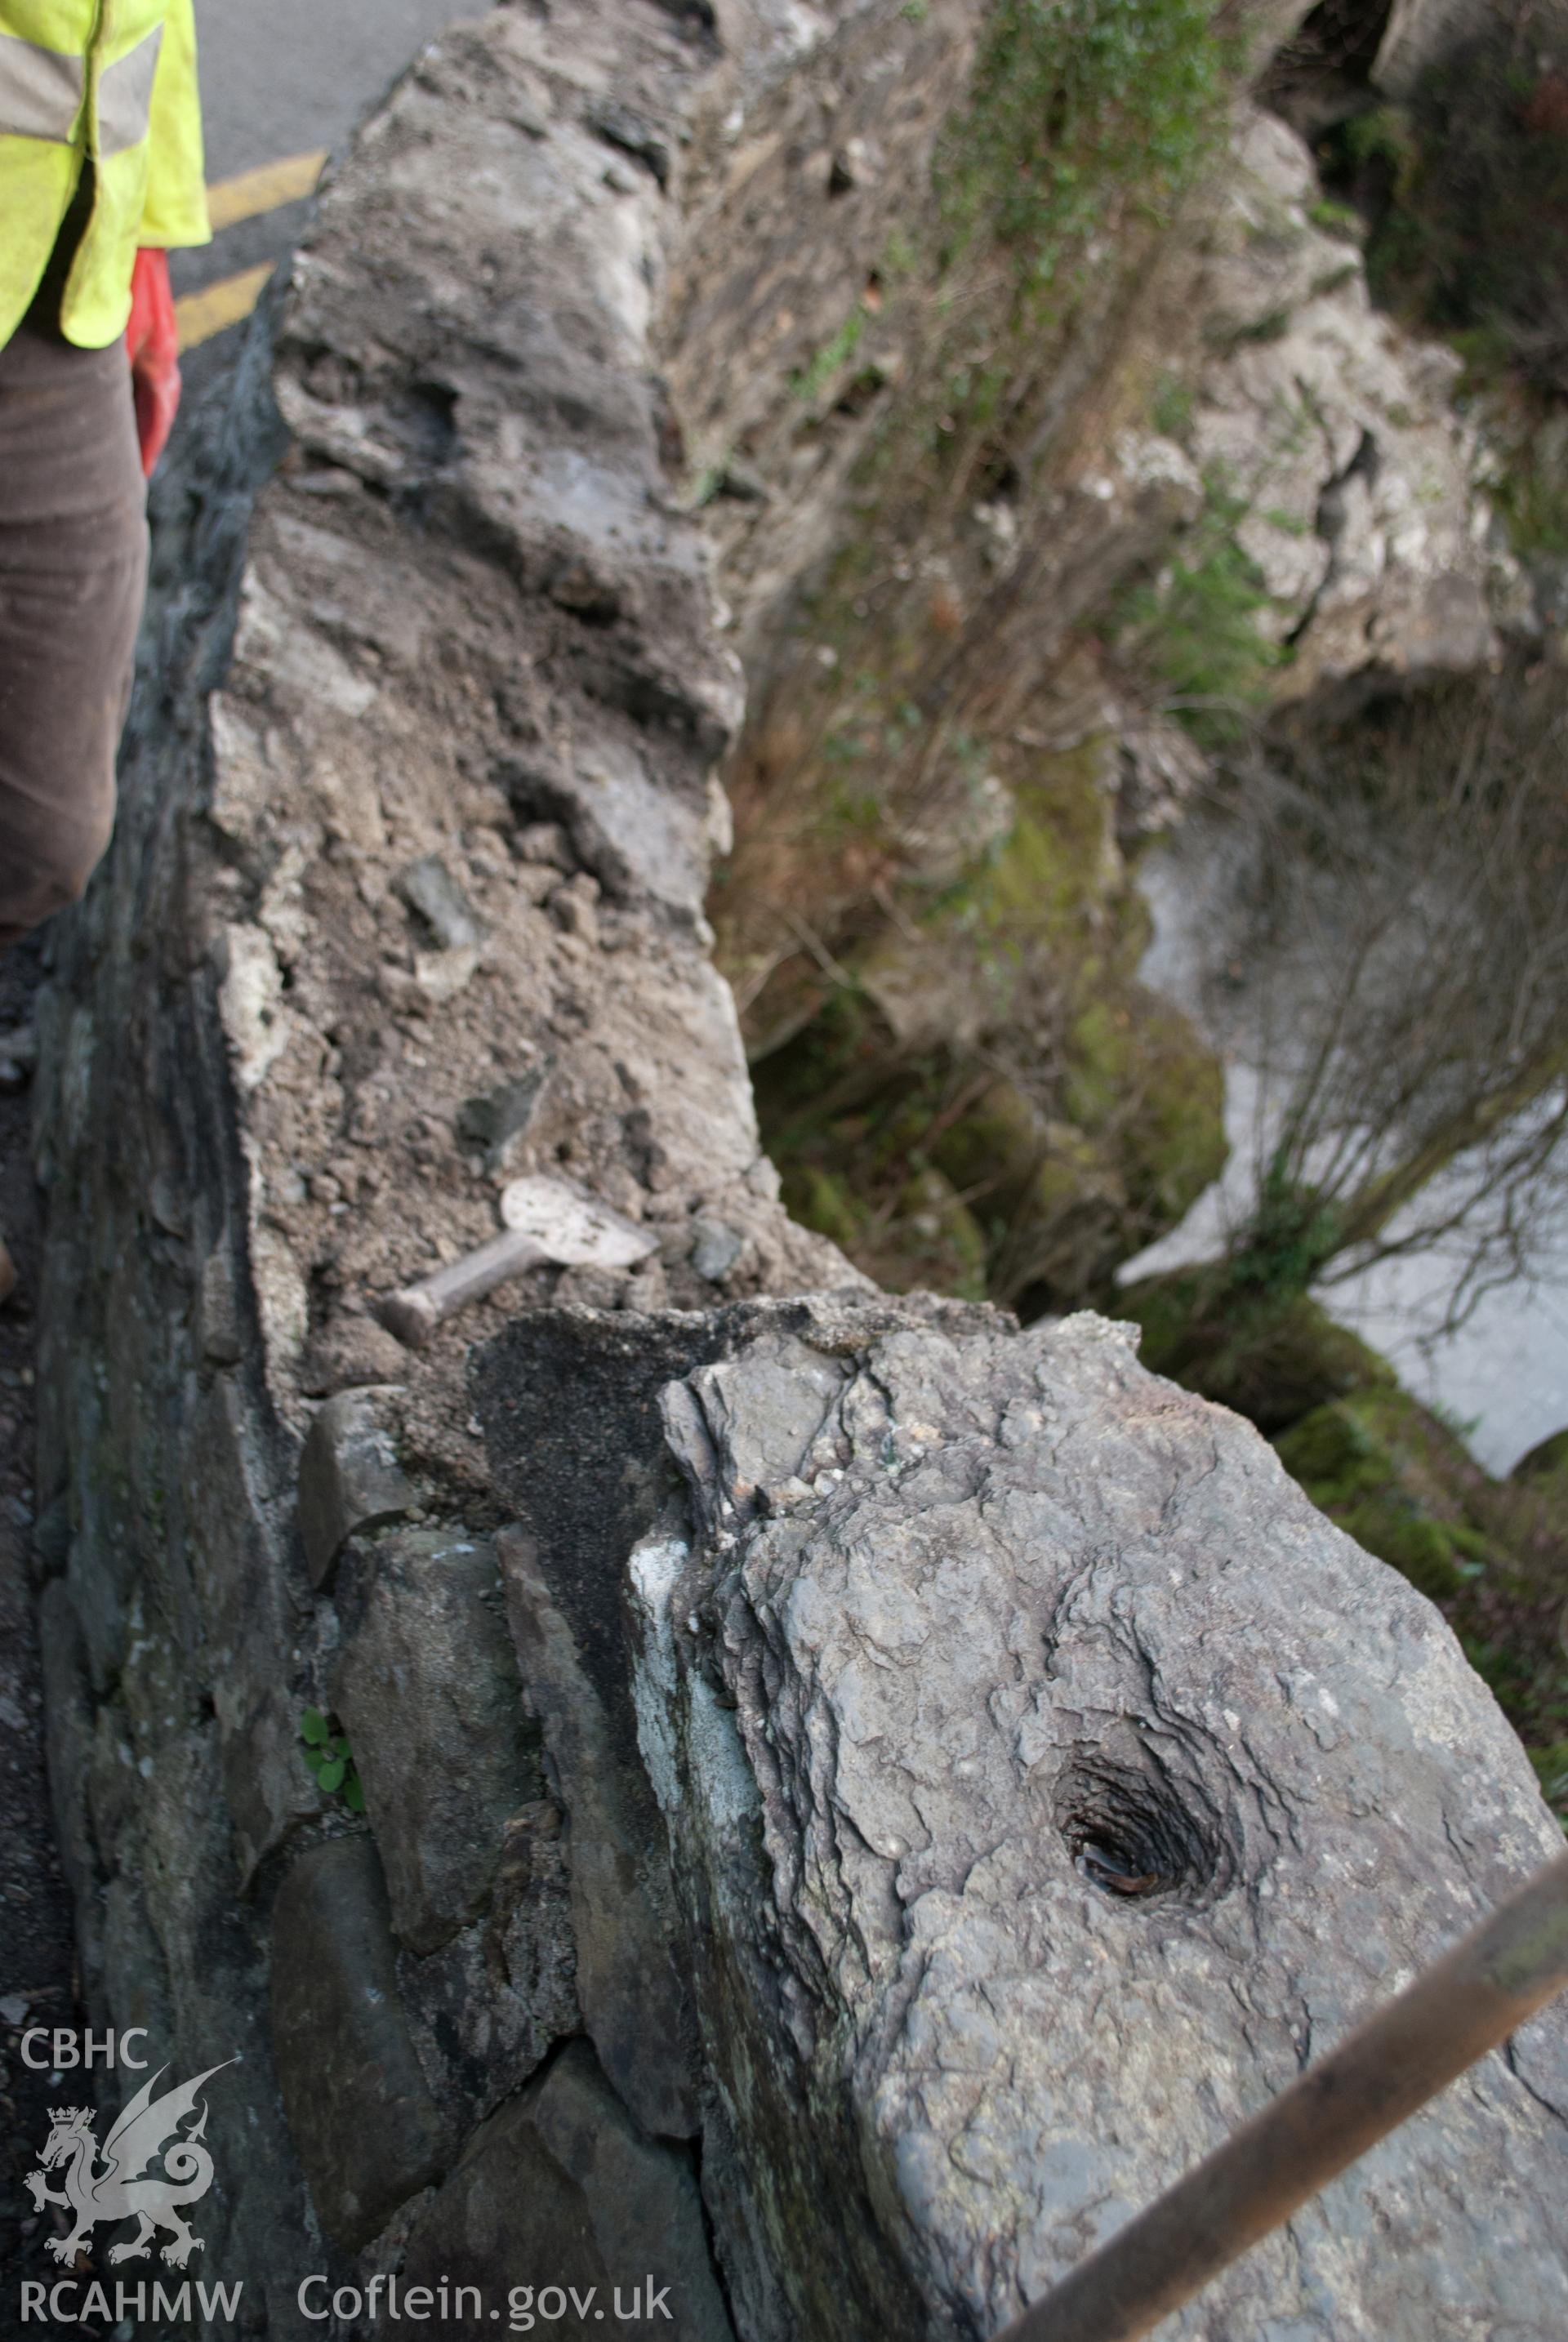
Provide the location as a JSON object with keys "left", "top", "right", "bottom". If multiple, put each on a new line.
{"left": 399, "top": 2040, "right": 736, "bottom": 2340}
{"left": 270, "top": 1837, "right": 451, "bottom": 2252}
{"left": 630, "top": 1309, "right": 1568, "bottom": 2340}
{"left": 496, "top": 1520, "right": 701, "bottom": 2140}
{"left": 332, "top": 1527, "right": 541, "bottom": 1954}
{"left": 474, "top": 1293, "right": 997, "bottom": 2150}
{"left": 1188, "top": 105, "right": 1510, "bottom": 698}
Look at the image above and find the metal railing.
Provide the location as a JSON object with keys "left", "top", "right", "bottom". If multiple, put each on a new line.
{"left": 998, "top": 1850, "right": 1568, "bottom": 2342}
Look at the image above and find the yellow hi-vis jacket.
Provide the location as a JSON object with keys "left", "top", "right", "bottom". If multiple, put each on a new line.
{"left": 1, "top": 0, "right": 209, "bottom": 351}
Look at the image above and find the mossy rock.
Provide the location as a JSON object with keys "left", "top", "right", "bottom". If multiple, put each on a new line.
{"left": 886, "top": 1167, "right": 989, "bottom": 1299}
{"left": 1108, "top": 992, "right": 1227, "bottom": 1229}
{"left": 1120, "top": 1278, "right": 1395, "bottom": 1433}
{"left": 1513, "top": 1426, "right": 1568, "bottom": 1485}
{"left": 928, "top": 1079, "right": 1046, "bottom": 1214}
{"left": 781, "top": 1162, "right": 866, "bottom": 1258}
{"left": 1529, "top": 1743, "right": 1568, "bottom": 1828}
{"left": 1275, "top": 1388, "right": 1498, "bottom": 1606}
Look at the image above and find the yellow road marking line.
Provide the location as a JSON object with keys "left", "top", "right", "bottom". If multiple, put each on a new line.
{"left": 175, "top": 261, "right": 275, "bottom": 351}
{"left": 205, "top": 147, "right": 327, "bottom": 233}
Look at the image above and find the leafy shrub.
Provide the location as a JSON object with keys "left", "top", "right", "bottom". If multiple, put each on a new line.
{"left": 1112, "top": 483, "right": 1281, "bottom": 742}
{"left": 1332, "top": 22, "right": 1568, "bottom": 398}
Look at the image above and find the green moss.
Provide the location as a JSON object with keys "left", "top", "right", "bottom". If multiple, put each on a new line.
{"left": 1489, "top": 418, "right": 1568, "bottom": 560}
{"left": 1307, "top": 198, "right": 1364, "bottom": 243}
{"left": 1515, "top": 1427, "right": 1568, "bottom": 1483}
{"left": 1119, "top": 998, "right": 1228, "bottom": 1223}
{"left": 1121, "top": 1280, "right": 1395, "bottom": 1433}
{"left": 792, "top": 309, "right": 869, "bottom": 407}
{"left": 729, "top": 3, "right": 1254, "bottom": 1319}
{"left": 889, "top": 1167, "right": 990, "bottom": 1298}
{"left": 782, "top": 1156, "right": 987, "bottom": 1298}
{"left": 781, "top": 1163, "right": 867, "bottom": 1256}
{"left": 1152, "top": 373, "right": 1196, "bottom": 440}
{"left": 1331, "top": 1503, "right": 1469, "bottom": 1601}
{"left": 928, "top": 1078, "right": 1043, "bottom": 1213}
{"left": 758, "top": 734, "right": 1224, "bottom": 1314}
{"left": 1274, "top": 1387, "right": 1495, "bottom": 1602}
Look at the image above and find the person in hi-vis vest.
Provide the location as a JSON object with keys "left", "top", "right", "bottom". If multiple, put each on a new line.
{"left": 0, "top": 2, "right": 210, "bottom": 955}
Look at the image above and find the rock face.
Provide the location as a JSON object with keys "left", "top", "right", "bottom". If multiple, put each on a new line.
{"left": 1187, "top": 105, "right": 1512, "bottom": 698}
{"left": 25, "top": 0, "right": 1568, "bottom": 2335}
{"left": 1373, "top": 0, "right": 1491, "bottom": 99}
{"left": 626, "top": 1308, "right": 1568, "bottom": 2340}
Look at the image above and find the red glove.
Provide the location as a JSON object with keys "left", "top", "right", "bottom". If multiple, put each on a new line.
{"left": 125, "top": 249, "right": 181, "bottom": 478}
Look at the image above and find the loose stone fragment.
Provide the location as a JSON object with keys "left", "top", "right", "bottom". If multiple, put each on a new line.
{"left": 395, "top": 854, "right": 485, "bottom": 952}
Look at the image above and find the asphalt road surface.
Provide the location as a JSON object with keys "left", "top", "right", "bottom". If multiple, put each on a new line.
{"left": 177, "top": 0, "right": 490, "bottom": 397}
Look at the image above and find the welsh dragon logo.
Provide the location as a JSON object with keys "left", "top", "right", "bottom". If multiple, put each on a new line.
{"left": 24, "top": 2062, "right": 234, "bottom": 2270}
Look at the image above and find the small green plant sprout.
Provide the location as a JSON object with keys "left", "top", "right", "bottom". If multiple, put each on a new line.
{"left": 300, "top": 1707, "right": 365, "bottom": 1813}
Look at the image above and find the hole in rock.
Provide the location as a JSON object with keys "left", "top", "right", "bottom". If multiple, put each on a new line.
{"left": 1053, "top": 1746, "right": 1232, "bottom": 1903}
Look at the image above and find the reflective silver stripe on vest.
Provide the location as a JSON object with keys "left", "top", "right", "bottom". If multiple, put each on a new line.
{"left": 96, "top": 22, "right": 163, "bottom": 158}
{"left": 0, "top": 29, "right": 86, "bottom": 145}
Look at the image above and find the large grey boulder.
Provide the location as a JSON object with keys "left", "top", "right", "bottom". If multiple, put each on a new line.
{"left": 628, "top": 1309, "right": 1568, "bottom": 2340}
{"left": 471, "top": 1293, "right": 998, "bottom": 2144}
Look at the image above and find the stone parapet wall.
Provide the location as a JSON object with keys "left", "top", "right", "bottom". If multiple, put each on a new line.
{"left": 28, "top": 4, "right": 1568, "bottom": 2337}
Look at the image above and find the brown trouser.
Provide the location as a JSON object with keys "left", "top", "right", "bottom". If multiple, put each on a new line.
{"left": 0, "top": 226, "right": 148, "bottom": 951}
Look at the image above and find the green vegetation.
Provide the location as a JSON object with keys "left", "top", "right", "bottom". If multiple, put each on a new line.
{"left": 1488, "top": 413, "right": 1568, "bottom": 559}
{"left": 756, "top": 740, "right": 1225, "bottom": 1311}
{"left": 1122, "top": 1274, "right": 1394, "bottom": 1433}
{"left": 937, "top": 0, "right": 1228, "bottom": 306}
{"left": 1319, "top": 15, "right": 1568, "bottom": 564}
{"left": 1152, "top": 372, "right": 1196, "bottom": 439}
{"left": 300, "top": 1708, "right": 365, "bottom": 1813}
{"left": 1111, "top": 477, "right": 1281, "bottom": 744}
{"left": 720, "top": 1, "right": 1261, "bottom": 1318}
{"left": 1344, "top": 32, "right": 1568, "bottom": 400}
{"left": 791, "top": 310, "right": 868, "bottom": 408}
{"left": 1276, "top": 1390, "right": 1492, "bottom": 1604}
{"left": 1275, "top": 1391, "right": 1568, "bottom": 1817}
{"left": 1306, "top": 198, "right": 1362, "bottom": 243}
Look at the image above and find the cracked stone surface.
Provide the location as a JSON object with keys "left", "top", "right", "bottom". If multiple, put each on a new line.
{"left": 632, "top": 1309, "right": 1568, "bottom": 2341}
{"left": 1188, "top": 106, "right": 1513, "bottom": 697}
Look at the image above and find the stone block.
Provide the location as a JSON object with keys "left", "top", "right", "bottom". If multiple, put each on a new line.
{"left": 633, "top": 1308, "right": 1568, "bottom": 2341}
{"left": 270, "top": 1836, "right": 450, "bottom": 2252}
{"left": 297, "top": 1387, "right": 414, "bottom": 1588}
{"left": 399, "top": 2039, "right": 734, "bottom": 2340}
{"left": 332, "top": 1528, "right": 542, "bottom": 1953}
{"left": 397, "top": 1799, "right": 580, "bottom": 2129}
